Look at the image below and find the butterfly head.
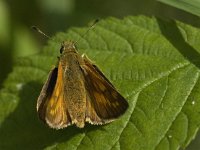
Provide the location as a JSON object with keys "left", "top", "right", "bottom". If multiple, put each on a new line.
{"left": 60, "top": 41, "right": 77, "bottom": 54}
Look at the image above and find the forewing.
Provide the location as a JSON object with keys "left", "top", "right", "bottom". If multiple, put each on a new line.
{"left": 81, "top": 56, "right": 128, "bottom": 124}
{"left": 37, "top": 63, "right": 71, "bottom": 129}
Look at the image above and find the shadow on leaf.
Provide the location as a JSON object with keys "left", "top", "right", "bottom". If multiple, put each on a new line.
{"left": 0, "top": 81, "right": 99, "bottom": 150}
{"left": 156, "top": 17, "right": 200, "bottom": 69}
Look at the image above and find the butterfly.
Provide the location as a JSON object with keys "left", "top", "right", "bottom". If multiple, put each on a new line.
{"left": 36, "top": 39, "right": 128, "bottom": 129}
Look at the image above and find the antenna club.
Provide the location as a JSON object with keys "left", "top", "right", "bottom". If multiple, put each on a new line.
{"left": 31, "top": 26, "right": 39, "bottom": 32}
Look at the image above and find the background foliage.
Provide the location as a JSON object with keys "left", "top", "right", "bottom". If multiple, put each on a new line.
{"left": 1, "top": 0, "right": 200, "bottom": 149}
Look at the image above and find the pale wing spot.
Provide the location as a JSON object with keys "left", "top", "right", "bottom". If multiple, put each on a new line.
{"left": 93, "top": 91, "right": 102, "bottom": 102}
{"left": 111, "top": 91, "right": 118, "bottom": 99}
{"left": 99, "top": 82, "right": 106, "bottom": 91}
{"left": 115, "top": 102, "right": 119, "bottom": 106}
{"left": 113, "top": 102, "right": 119, "bottom": 108}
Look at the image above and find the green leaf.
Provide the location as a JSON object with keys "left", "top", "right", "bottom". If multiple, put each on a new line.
{"left": 1, "top": 16, "right": 200, "bottom": 150}
{"left": 157, "top": 0, "right": 200, "bottom": 17}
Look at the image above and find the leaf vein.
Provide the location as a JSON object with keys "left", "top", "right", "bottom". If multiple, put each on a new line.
{"left": 97, "top": 25, "right": 133, "bottom": 53}
{"left": 154, "top": 69, "right": 200, "bottom": 149}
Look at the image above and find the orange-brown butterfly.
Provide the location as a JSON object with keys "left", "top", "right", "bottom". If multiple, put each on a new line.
{"left": 34, "top": 23, "right": 128, "bottom": 129}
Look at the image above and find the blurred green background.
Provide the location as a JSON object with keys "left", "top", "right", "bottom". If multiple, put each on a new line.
{"left": 0, "top": 0, "right": 200, "bottom": 149}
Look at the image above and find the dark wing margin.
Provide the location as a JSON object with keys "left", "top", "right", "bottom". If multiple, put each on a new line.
{"left": 37, "top": 67, "right": 58, "bottom": 116}
{"left": 81, "top": 55, "right": 128, "bottom": 124}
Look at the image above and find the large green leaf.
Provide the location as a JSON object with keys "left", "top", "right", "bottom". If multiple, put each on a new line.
{"left": 1, "top": 16, "right": 200, "bottom": 150}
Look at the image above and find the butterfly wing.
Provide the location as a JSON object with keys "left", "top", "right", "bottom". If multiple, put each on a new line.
{"left": 37, "top": 63, "right": 71, "bottom": 129}
{"left": 81, "top": 55, "right": 128, "bottom": 124}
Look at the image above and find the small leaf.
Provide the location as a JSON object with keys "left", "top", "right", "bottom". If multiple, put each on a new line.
{"left": 1, "top": 16, "right": 200, "bottom": 150}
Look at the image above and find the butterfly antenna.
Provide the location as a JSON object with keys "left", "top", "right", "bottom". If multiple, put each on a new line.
{"left": 74, "top": 19, "right": 99, "bottom": 44}
{"left": 31, "top": 26, "right": 51, "bottom": 39}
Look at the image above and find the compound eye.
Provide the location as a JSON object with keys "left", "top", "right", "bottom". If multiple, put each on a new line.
{"left": 60, "top": 46, "right": 64, "bottom": 54}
